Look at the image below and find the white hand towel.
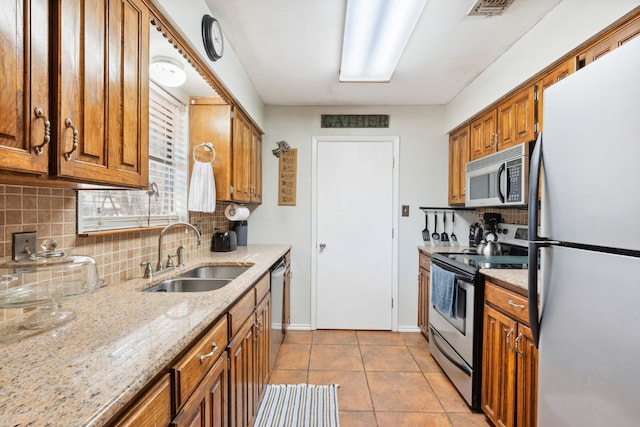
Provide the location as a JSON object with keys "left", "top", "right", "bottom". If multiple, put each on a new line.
{"left": 188, "top": 160, "right": 216, "bottom": 212}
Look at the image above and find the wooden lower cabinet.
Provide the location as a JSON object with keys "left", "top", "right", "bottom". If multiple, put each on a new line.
{"left": 229, "top": 314, "right": 256, "bottom": 427}
{"left": 417, "top": 251, "right": 431, "bottom": 339}
{"left": 112, "top": 373, "right": 172, "bottom": 427}
{"left": 172, "top": 352, "right": 228, "bottom": 427}
{"left": 255, "top": 293, "right": 271, "bottom": 403}
{"left": 481, "top": 281, "right": 538, "bottom": 427}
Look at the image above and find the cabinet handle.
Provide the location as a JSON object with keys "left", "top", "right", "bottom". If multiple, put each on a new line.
{"left": 254, "top": 320, "right": 263, "bottom": 341}
{"left": 199, "top": 342, "right": 218, "bottom": 363}
{"left": 33, "top": 108, "right": 51, "bottom": 155}
{"left": 490, "top": 133, "right": 495, "bottom": 146}
{"left": 508, "top": 300, "right": 526, "bottom": 310}
{"left": 515, "top": 333, "right": 524, "bottom": 357}
{"left": 506, "top": 328, "right": 515, "bottom": 352}
{"left": 63, "top": 118, "right": 79, "bottom": 161}
{"left": 495, "top": 130, "right": 500, "bottom": 145}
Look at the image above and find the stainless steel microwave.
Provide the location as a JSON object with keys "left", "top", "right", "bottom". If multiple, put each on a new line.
{"left": 465, "top": 142, "right": 530, "bottom": 207}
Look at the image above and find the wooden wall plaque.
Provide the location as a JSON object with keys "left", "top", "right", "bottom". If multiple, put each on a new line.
{"left": 278, "top": 149, "right": 297, "bottom": 206}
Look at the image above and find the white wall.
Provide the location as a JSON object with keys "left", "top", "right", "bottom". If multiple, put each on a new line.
{"left": 247, "top": 106, "right": 474, "bottom": 330}
{"left": 445, "top": 0, "right": 640, "bottom": 131}
{"left": 151, "top": 0, "right": 265, "bottom": 128}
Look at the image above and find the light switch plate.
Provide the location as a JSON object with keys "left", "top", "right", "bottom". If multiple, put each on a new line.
{"left": 12, "top": 231, "right": 37, "bottom": 261}
{"left": 401, "top": 205, "right": 410, "bottom": 217}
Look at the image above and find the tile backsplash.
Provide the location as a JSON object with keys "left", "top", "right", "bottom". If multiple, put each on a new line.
{"left": 477, "top": 207, "right": 528, "bottom": 225}
{"left": 0, "top": 185, "right": 231, "bottom": 321}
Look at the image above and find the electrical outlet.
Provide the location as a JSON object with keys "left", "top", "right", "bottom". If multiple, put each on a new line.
{"left": 402, "top": 205, "right": 410, "bottom": 217}
{"left": 12, "top": 231, "right": 37, "bottom": 261}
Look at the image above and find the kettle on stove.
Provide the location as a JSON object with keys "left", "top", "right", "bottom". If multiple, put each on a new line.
{"left": 476, "top": 232, "right": 502, "bottom": 256}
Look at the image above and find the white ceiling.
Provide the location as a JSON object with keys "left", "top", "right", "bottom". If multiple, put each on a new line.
{"left": 204, "top": 0, "right": 563, "bottom": 106}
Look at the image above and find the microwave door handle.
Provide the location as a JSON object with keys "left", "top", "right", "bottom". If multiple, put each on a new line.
{"left": 497, "top": 163, "right": 506, "bottom": 203}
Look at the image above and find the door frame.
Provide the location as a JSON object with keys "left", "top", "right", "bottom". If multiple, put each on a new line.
{"left": 311, "top": 135, "right": 400, "bottom": 331}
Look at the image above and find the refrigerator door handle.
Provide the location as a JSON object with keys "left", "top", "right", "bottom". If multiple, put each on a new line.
{"left": 527, "top": 134, "right": 543, "bottom": 347}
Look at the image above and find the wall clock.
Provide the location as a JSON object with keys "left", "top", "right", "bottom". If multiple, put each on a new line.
{"left": 202, "top": 14, "right": 224, "bottom": 61}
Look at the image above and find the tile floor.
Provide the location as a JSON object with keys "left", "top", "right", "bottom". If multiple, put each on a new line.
{"left": 269, "top": 330, "right": 492, "bottom": 427}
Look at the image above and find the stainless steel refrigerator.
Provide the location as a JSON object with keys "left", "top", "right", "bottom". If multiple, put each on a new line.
{"left": 528, "top": 36, "right": 640, "bottom": 426}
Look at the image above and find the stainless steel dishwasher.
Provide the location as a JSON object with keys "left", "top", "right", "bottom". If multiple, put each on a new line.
{"left": 269, "top": 257, "right": 289, "bottom": 371}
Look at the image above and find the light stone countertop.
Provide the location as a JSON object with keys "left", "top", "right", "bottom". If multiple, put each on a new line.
{"left": 0, "top": 244, "right": 290, "bottom": 427}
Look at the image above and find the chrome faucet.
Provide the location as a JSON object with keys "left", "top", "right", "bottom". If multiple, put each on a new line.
{"left": 157, "top": 222, "right": 202, "bottom": 271}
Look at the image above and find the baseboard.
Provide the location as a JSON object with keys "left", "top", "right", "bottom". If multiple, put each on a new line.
{"left": 398, "top": 326, "right": 421, "bottom": 333}
{"left": 286, "top": 323, "right": 313, "bottom": 331}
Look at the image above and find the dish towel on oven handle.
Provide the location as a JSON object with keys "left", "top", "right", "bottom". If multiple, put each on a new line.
{"left": 188, "top": 160, "right": 216, "bottom": 213}
{"left": 431, "top": 263, "right": 457, "bottom": 318}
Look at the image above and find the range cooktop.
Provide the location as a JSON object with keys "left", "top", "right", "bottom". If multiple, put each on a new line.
{"left": 440, "top": 253, "right": 530, "bottom": 270}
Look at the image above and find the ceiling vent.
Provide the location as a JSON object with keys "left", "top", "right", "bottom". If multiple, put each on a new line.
{"left": 467, "top": 0, "right": 515, "bottom": 16}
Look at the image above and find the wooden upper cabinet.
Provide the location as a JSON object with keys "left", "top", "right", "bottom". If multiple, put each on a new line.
{"left": 51, "top": 0, "right": 149, "bottom": 187}
{"left": 448, "top": 125, "right": 470, "bottom": 205}
{"left": 189, "top": 100, "right": 262, "bottom": 204}
{"left": 251, "top": 129, "right": 263, "bottom": 204}
{"left": 232, "top": 109, "right": 253, "bottom": 202}
{"left": 470, "top": 109, "right": 497, "bottom": 160}
{"left": 578, "top": 14, "right": 640, "bottom": 68}
{"left": 538, "top": 58, "right": 576, "bottom": 132}
{"left": 496, "top": 85, "right": 537, "bottom": 152}
{"left": 0, "top": 0, "right": 50, "bottom": 175}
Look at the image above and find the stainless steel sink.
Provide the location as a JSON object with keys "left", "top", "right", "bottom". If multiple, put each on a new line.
{"left": 144, "top": 278, "right": 232, "bottom": 293}
{"left": 177, "top": 265, "right": 250, "bottom": 279}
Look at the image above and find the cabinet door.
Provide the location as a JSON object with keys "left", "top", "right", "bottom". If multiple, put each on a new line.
{"left": 113, "top": 373, "right": 172, "bottom": 427}
{"left": 482, "top": 304, "right": 517, "bottom": 427}
{"left": 255, "top": 294, "right": 271, "bottom": 406}
{"left": 470, "top": 109, "right": 496, "bottom": 160}
{"left": 497, "top": 86, "right": 537, "bottom": 152}
{"left": 229, "top": 315, "right": 255, "bottom": 427}
{"left": 448, "top": 125, "right": 470, "bottom": 205}
{"left": 538, "top": 58, "right": 575, "bottom": 132}
{"left": 579, "top": 15, "right": 640, "bottom": 67}
{"left": 53, "top": 0, "right": 148, "bottom": 187}
{"left": 172, "top": 352, "right": 229, "bottom": 427}
{"left": 0, "top": 0, "right": 50, "bottom": 174}
{"left": 232, "top": 109, "right": 252, "bottom": 202}
{"left": 515, "top": 324, "right": 538, "bottom": 427}
{"left": 250, "top": 129, "right": 262, "bottom": 203}
{"left": 418, "top": 266, "right": 430, "bottom": 338}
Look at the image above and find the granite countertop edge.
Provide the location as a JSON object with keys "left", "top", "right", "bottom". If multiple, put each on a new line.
{"left": 0, "top": 244, "right": 290, "bottom": 427}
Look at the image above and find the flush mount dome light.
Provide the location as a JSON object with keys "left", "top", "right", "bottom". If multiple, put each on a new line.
{"left": 150, "top": 56, "right": 187, "bottom": 87}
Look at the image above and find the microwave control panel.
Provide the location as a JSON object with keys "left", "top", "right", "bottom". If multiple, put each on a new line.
{"left": 506, "top": 159, "right": 522, "bottom": 202}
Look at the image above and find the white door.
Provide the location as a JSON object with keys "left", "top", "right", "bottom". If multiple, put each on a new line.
{"left": 314, "top": 137, "right": 396, "bottom": 330}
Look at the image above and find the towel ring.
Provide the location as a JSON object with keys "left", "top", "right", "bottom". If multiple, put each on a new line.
{"left": 193, "top": 142, "right": 216, "bottom": 163}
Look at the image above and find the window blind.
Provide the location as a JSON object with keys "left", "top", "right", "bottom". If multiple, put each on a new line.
{"left": 77, "top": 84, "right": 188, "bottom": 233}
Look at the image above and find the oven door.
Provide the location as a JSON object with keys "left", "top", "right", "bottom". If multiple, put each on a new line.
{"left": 429, "top": 271, "right": 475, "bottom": 365}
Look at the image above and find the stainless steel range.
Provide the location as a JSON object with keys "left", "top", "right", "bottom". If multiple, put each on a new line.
{"left": 428, "top": 225, "right": 529, "bottom": 410}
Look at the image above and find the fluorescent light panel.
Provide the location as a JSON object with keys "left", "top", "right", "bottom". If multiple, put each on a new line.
{"left": 340, "top": 0, "right": 427, "bottom": 82}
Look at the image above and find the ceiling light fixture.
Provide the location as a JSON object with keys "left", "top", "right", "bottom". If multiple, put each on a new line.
{"left": 339, "top": 0, "right": 428, "bottom": 82}
{"left": 149, "top": 56, "right": 187, "bottom": 88}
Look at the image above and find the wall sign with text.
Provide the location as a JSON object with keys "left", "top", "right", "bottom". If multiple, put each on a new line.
{"left": 321, "top": 114, "right": 389, "bottom": 128}
{"left": 278, "top": 149, "right": 297, "bottom": 206}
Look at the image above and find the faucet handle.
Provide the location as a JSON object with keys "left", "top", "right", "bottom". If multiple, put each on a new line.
{"left": 140, "top": 260, "right": 153, "bottom": 279}
{"left": 167, "top": 253, "right": 178, "bottom": 268}
{"left": 177, "top": 245, "right": 185, "bottom": 267}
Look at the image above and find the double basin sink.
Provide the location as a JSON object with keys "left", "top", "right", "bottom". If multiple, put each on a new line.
{"left": 144, "top": 265, "right": 250, "bottom": 293}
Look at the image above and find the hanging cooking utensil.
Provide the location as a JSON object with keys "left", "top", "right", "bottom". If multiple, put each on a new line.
{"left": 450, "top": 212, "right": 458, "bottom": 242}
{"left": 422, "top": 211, "right": 430, "bottom": 242}
{"left": 431, "top": 212, "right": 440, "bottom": 241}
{"left": 441, "top": 211, "right": 449, "bottom": 242}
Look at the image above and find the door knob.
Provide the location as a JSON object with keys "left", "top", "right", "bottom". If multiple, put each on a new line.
{"left": 319, "top": 243, "right": 326, "bottom": 250}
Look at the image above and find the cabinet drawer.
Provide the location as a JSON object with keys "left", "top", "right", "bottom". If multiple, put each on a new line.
{"left": 174, "top": 315, "right": 229, "bottom": 408}
{"left": 419, "top": 253, "right": 431, "bottom": 271}
{"left": 113, "top": 373, "right": 171, "bottom": 427}
{"left": 229, "top": 288, "right": 256, "bottom": 338}
{"left": 485, "top": 282, "right": 529, "bottom": 324}
{"left": 255, "top": 273, "right": 270, "bottom": 304}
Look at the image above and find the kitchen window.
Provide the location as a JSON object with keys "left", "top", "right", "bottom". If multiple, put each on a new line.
{"left": 77, "top": 83, "right": 188, "bottom": 234}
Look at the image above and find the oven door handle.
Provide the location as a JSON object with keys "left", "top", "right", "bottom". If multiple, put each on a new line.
{"left": 454, "top": 274, "right": 474, "bottom": 284}
{"left": 429, "top": 326, "right": 472, "bottom": 377}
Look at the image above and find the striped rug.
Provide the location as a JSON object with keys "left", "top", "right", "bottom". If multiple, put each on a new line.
{"left": 253, "top": 384, "right": 340, "bottom": 427}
